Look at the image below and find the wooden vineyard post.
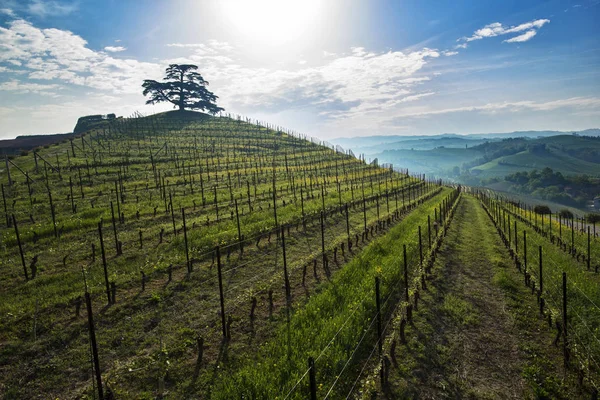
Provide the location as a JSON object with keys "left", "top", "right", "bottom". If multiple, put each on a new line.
{"left": 85, "top": 292, "right": 104, "bottom": 400}
{"left": 321, "top": 185, "right": 326, "bottom": 220}
{"left": 418, "top": 226, "right": 423, "bottom": 267}
{"left": 508, "top": 214, "right": 511, "bottom": 246}
{"left": 69, "top": 176, "right": 75, "bottom": 213}
{"left": 216, "top": 246, "right": 227, "bottom": 339}
{"left": 12, "top": 215, "right": 28, "bottom": 280}
{"left": 363, "top": 196, "right": 367, "bottom": 233}
{"left": 300, "top": 188, "right": 305, "bottom": 219}
{"left": 376, "top": 276, "right": 383, "bottom": 356}
{"left": 78, "top": 168, "right": 84, "bottom": 198}
{"left": 170, "top": 192, "right": 176, "bottom": 236}
{"left": 98, "top": 222, "right": 111, "bottom": 305}
{"left": 48, "top": 189, "right": 57, "bottom": 238}
{"left": 110, "top": 202, "right": 120, "bottom": 256}
{"left": 114, "top": 181, "right": 121, "bottom": 224}
{"left": 320, "top": 211, "right": 326, "bottom": 268}
{"left": 308, "top": 357, "right": 317, "bottom": 400}
{"left": 559, "top": 213, "right": 562, "bottom": 239}
{"left": 345, "top": 204, "right": 350, "bottom": 244}
{"left": 562, "top": 272, "right": 569, "bottom": 367}
{"left": 403, "top": 244, "right": 409, "bottom": 302}
{"left": 2, "top": 184, "right": 9, "bottom": 227}
{"left": 182, "top": 208, "right": 190, "bottom": 275}
{"left": 235, "top": 199, "right": 241, "bottom": 243}
{"left": 5, "top": 155, "right": 12, "bottom": 186}
{"left": 281, "top": 226, "right": 291, "bottom": 302}
{"left": 272, "top": 167, "right": 278, "bottom": 228}
{"left": 571, "top": 216, "right": 575, "bottom": 256}
{"left": 523, "top": 230, "right": 527, "bottom": 276}
{"left": 588, "top": 227, "right": 591, "bottom": 271}
{"left": 539, "top": 246, "right": 544, "bottom": 314}
{"left": 514, "top": 221, "right": 518, "bottom": 253}
{"left": 427, "top": 215, "right": 431, "bottom": 249}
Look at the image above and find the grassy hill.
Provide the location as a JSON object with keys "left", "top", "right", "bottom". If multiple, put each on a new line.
{"left": 378, "top": 147, "right": 484, "bottom": 175}
{"left": 472, "top": 146, "right": 600, "bottom": 177}
{"left": 0, "top": 110, "right": 443, "bottom": 398}
{"left": 1, "top": 112, "right": 599, "bottom": 398}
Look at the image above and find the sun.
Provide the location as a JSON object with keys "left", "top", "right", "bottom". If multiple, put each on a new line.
{"left": 218, "top": 0, "right": 324, "bottom": 47}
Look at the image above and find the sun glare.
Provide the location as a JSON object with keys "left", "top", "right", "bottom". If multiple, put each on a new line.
{"left": 218, "top": 0, "right": 324, "bottom": 47}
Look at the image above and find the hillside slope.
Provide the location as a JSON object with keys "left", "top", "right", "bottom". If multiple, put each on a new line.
{"left": 0, "top": 111, "right": 437, "bottom": 398}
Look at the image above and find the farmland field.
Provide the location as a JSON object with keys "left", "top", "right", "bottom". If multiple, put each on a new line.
{"left": 1, "top": 111, "right": 598, "bottom": 399}
{"left": 0, "top": 111, "right": 445, "bottom": 398}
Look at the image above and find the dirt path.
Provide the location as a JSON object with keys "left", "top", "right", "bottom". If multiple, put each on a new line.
{"left": 383, "top": 195, "right": 571, "bottom": 399}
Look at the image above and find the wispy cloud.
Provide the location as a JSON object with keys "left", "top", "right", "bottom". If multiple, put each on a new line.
{"left": 388, "top": 96, "right": 600, "bottom": 119}
{"left": 0, "top": 8, "right": 15, "bottom": 16}
{"left": 104, "top": 46, "right": 126, "bottom": 52}
{"left": 0, "top": 79, "right": 61, "bottom": 96}
{"left": 166, "top": 40, "right": 234, "bottom": 54}
{"left": 27, "top": 0, "right": 78, "bottom": 17}
{"left": 503, "top": 30, "right": 537, "bottom": 43}
{"left": 459, "top": 18, "right": 550, "bottom": 46}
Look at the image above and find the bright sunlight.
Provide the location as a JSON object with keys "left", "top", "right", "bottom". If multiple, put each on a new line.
{"left": 218, "top": 0, "right": 324, "bottom": 47}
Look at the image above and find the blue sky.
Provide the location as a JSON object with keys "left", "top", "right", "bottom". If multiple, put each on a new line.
{"left": 0, "top": 0, "right": 598, "bottom": 139}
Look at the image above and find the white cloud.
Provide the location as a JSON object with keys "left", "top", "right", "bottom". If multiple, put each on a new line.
{"left": 0, "top": 19, "right": 162, "bottom": 93}
{"left": 0, "top": 8, "right": 15, "bottom": 16}
{"left": 442, "top": 51, "right": 459, "bottom": 56}
{"left": 166, "top": 40, "right": 233, "bottom": 55}
{"left": 165, "top": 39, "right": 440, "bottom": 119}
{"left": 27, "top": 0, "right": 77, "bottom": 17}
{"left": 461, "top": 18, "right": 549, "bottom": 44}
{"left": 104, "top": 46, "right": 127, "bottom": 52}
{"left": 387, "top": 96, "right": 600, "bottom": 119}
{"left": 0, "top": 79, "right": 61, "bottom": 96}
{"left": 503, "top": 30, "right": 537, "bottom": 43}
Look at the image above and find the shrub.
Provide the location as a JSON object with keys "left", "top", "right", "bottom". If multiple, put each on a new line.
{"left": 559, "top": 209, "right": 574, "bottom": 219}
{"left": 586, "top": 213, "right": 600, "bottom": 223}
{"left": 534, "top": 205, "right": 552, "bottom": 215}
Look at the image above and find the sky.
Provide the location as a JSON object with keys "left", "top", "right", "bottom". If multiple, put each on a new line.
{"left": 0, "top": 0, "right": 599, "bottom": 140}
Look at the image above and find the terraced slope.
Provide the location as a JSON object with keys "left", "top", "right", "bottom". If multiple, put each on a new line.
{"left": 0, "top": 112, "right": 437, "bottom": 398}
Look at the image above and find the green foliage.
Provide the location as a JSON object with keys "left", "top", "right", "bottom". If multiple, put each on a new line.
{"left": 142, "top": 64, "right": 224, "bottom": 114}
{"left": 533, "top": 205, "right": 551, "bottom": 215}
{"left": 559, "top": 208, "right": 574, "bottom": 219}
{"left": 505, "top": 167, "right": 600, "bottom": 208}
{"left": 587, "top": 213, "right": 600, "bottom": 223}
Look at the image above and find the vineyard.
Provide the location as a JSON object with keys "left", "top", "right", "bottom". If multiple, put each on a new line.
{"left": 477, "top": 190, "right": 600, "bottom": 394}
{"left": 0, "top": 110, "right": 597, "bottom": 398}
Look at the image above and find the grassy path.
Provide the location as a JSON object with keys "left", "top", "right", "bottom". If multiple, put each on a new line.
{"left": 381, "top": 195, "right": 574, "bottom": 399}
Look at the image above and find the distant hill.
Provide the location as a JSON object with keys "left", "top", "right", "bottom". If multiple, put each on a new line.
{"left": 368, "top": 134, "right": 600, "bottom": 178}
{"left": 360, "top": 136, "right": 493, "bottom": 155}
{"left": 332, "top": 129, "right": 600, "bottom": 155}
{"left": 0, "top": 132, "right": 74, "bottom": 155}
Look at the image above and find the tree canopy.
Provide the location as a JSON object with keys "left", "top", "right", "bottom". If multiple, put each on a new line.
{"left": 142, "top": 64, "right": 224, "bottom": 114}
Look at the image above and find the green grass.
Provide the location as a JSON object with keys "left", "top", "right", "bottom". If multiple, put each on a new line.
{"left": 474, "top": 148, "right": 600, "bottom": 177}
{"left": 370, "top": 195, "right": 578, "bottom": 399}
{"left": 481, "top": 194, "right": 600, "bottom": 390}
{"left": 0, "top": 112, "right": 442, "bottom": 398}
{"left": 211, "top": 189, "right": 453, "bottom": 399}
